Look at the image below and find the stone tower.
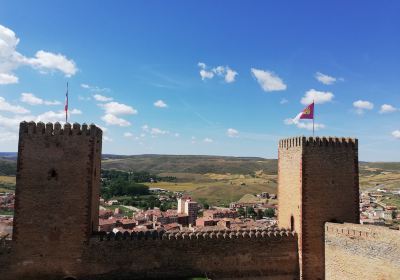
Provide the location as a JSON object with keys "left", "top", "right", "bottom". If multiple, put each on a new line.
{"left": 278, "top": 136, "right": 359, "bottom": 279}
{"left": 12, "top": 121, "right": 102, "bottom": 277}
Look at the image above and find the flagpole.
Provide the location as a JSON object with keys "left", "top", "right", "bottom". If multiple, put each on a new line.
{"left": 313, "top": 100, "right": 315, "bottom": 137}
{"left": 65, "top": 82, "right": 69, "bottom": 123}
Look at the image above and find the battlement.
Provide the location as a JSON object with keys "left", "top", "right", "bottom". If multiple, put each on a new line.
{"left": 19, "top": 121, "right": 102, "bottom": 137}
{"left": 279, "top": 136, "right": 357, "bottom": 149}
{"left": 92, "top": 228, "right": 297, "bottom": 242}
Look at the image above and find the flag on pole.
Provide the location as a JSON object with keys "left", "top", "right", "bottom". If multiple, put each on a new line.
{"left": 65, "top": 82, "right": 69, "bottom": 123}
{"left": 291, "top": 101, "right": 315, "bottom": 136}
{"left": 293, "top": 101, "right": 314, "bottom": 123}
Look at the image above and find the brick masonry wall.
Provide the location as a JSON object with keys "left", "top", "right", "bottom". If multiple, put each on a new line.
{"left": 81, "top": 230, "right": 299, "bottom": 280}
{"left": 302, "top": 137, "right": 359, "bottom": 279}
{"left": 10, "top": 122, "right": 102, "bottom": 278}
{"left": 278, "top": 137, "right": 359, "bottom": 280}
{"left": 325, "top": 222, "right": 400, "bottom": 280}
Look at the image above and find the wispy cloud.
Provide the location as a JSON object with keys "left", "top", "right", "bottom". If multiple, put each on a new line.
{"left": 280, "top": 98, "right": 288, "bottom": 104}
{"left": 101, "top": 114, "right": 130, "bottom": 127}
{"left": 154, "top": 100, "right": 168, "bottom": 108}
{"left": 99, "top": 102, "right": 137, "bottom": 115}
{"left": 251, "top": 68, "right": 287, "bottom": 92}
{"left": 198, "top": 62, "right": 238, "bottom": 83}
{"left": 353, "top": 100, "right": 374, "bottom": 115}
{"left": 80, "top": 83, "right": 110, "bottom": 92}
{"left": 0, "top": 96, "right": 29, "bottom": 114}
{"left": 284, "top": 118, "right": 325, "bottom": 131}
{"left": 379, "top": 104, "right": 397, "bottom": 114}
{"left": 20, "top": 93, "right": 60, "bottom": 106}
{"left": 315, "top": 72, "right": 337, "bottom": 85}
{"left": 227, "top": 128, "right": 239, "bottom": 138}
{"left": 93, "top": 94, "right": 113, "bottom": 102}
{"left": 301, "top": 89, "right": 334, "bottom": 105}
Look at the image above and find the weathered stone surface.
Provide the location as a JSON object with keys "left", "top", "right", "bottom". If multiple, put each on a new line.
{"left": 325, "top": 222, "right": 400, "bottom": 280}
{"left": 278, "top": 137, "right": 359, "bottom": 279}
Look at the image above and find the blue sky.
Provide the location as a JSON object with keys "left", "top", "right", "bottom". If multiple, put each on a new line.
{"left": 0, "top": 1, "right": 399, "bottom": 161}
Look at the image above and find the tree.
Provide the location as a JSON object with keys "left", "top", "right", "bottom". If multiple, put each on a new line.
{"left": 247, "top": 207, "right": 256, "bottom": 218}
{"left": 264, "top": 208, "right": 275, "bottom": 218}
{"left": 203, "top": 203, "right": 210, "bottom": 210}
{"left": 237, "top": 207, "right": 245, "bottom": 217}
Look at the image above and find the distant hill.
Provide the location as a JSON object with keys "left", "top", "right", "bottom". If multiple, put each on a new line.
{"left": 102, "top": 154, "right": 277, "bottom": 175}
{"left": 1, "top": 152, "right": 400, "bottom": 177}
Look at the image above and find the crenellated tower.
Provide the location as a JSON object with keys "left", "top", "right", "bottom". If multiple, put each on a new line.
{"left": 12, "top": 121, "right": 102, "bottom": 277}
{"left": 278, "top": 136, "right": 359, "bottom": 280}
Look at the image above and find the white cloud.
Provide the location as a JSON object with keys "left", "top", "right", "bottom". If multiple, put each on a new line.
{"left": 203, "top": 137, "right": 213, "bottom": 143}
{"left": 315, "top": 72, "right": 337, "bottom": 85}
{"left": 69, "top": 108, "right": 82, "bottom": 115}
{"left": 35, "top": 108, "right": 81, "bottom": 123}
{"left": 296, "top": 122, "right": 325, "bottom": 131}
{"left": 101, "top": 113, "right": 131, "bottom": 127}
{"left": 198, "top": 62, "right": 237, "bottom": 83}
{"left": 392, "top": 130, "right": 400, "bottom": 139}
{"left": 103, "top": 135, "right": 113, "bottom": 142}
{"left": 142, "top": 124, "right": 149, "bottom": 132}
{"left": 81, "top": 83, "right": 110, "bottom": 92}
{"left": 227, "top": 128, "right": 239, "bottom": 138}
{"left": 27, "top": 50, "right": 77, "bottom": 77}
{"left": 154, "top": 99, "right": 168, "bottom": 108}
{"left": 280, "top": 98, "right": 288, "bottom": 104}
{"left": 99, "top": 101, "right": 137, "bottom": 115}
{"left": 93, "top": 94, "right": 113, "bottom": 102}
{"left": 0, "top": 114, "right": 34, "bottom": 130}
{"left": 224, "top": 67, "right": 238, "bottom": 83}
{"left": 301, "top": 89, "right": 334, "bottom": 105}
{"left": 353, "top": 100, "right": 374, "bottom": 115}
{"left": 20, "top": 92, "right": 60, "bottom": 106}
{"left": 379, "top": 104, "right": 397, "bottom": 114}
{"left": 0, "top": 131, "right": 17, "bottom": 142}
{"left": 284, "top": 118, "right": 325, "bottom": 131}
{"left": 174, "top": 133, "right": 180, "bottom": 137}
{"left": 124, "top": 132, "right": 134, "bottom": 137}
{"left": 0, "top": 24, "right": 77, "bottom": 83}
{"left": 200, "top": 69, "right": 214, "bottom": 80}
{"left": 0, "top": 96, "right": 29, "bottom": 114}
{"left": 251, "top": 68, "right": 287, "bottom": 92}
{"left": 151, "top": 128, "right": 169, "bottom": 135}
{"left": 0, "top": 73, "right": 18, "bottom": 85}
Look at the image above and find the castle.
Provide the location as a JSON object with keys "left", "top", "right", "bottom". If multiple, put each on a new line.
{"left": 0, "top": 121, "right": 399, "bottom": 279}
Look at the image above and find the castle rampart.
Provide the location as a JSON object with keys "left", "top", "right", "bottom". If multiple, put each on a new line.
{"left": 325, "top": 222, "right": 400, "bottom": 279}
{"left": 4, "top": 125, "right": 398, "bottom": 280}
{"left": 81, "top": 229, "right": 299, "bottom": 280}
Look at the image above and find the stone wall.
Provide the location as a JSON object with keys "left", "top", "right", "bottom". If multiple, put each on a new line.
{"left": 6, "top": 229, "right": 299, "bottom": 279}
{"left": 82, "top": 230, "right": 299, "bottom": 280}
{"left": 278, "top": 137, "right": 359, "bottom": 279}
{"left": 11, "top": 122, "right": 102, "bottom": 279}
{"left": 325, "top": 222, "right": 400, "bottom": 280}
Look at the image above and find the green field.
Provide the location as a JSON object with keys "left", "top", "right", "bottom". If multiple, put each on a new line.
{"left": 146, "top": 173, "right": 277, "bottom": 206}
{"left": 1, "top": 155, "right": 400, "bottom": 206}
{"left": 0, "top": 175, "right": 16, "bottom": 193}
